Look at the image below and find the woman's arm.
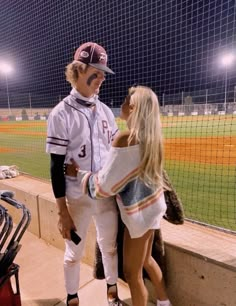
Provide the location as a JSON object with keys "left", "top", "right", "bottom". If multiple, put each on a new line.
{"left": 67, "top": 132, "right": 139, "bottom": 199}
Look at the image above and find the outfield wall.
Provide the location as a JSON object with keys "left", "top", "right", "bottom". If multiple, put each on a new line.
{"left": 0, "top": 175, "right": 235, "bottom": 306}
{"left": 1, "top": 103, "right": 236, "bottom": 120}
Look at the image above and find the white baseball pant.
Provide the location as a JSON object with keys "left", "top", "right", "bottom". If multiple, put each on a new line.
{"left": 64, "top": 194, "right": 118, "bottom": 294}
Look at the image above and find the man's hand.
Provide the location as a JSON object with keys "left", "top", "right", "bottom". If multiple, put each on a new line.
{"left": 58, "top": 209, "right": 76, "bottom": 240}
{"left": 56, "top": 197, "right": 76, "bottom": 240}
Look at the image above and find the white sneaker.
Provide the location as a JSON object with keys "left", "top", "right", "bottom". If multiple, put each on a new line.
{"left": 157, "top": 300, "right": 172, "bottom": 306}
{"left": 108, "top": 297, "right": 123, "bottom": 306}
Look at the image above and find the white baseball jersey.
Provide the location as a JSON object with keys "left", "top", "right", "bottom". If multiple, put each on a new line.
{"left": 46, "top": 88, "right": 119, "bottom": 198}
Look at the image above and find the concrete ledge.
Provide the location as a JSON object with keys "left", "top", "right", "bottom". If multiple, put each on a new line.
{"left": 0, "top": 175, "right": 51, "bottom": 237}
{"left": 37, "top": 190, "right": 64, "bottom": 250}
{"left": 162, "top": 221, "right": 236, "bottom": 271}
{"left": 161, "top": 221, "right": 236, "bottom": 306}
{"left": 0, "top": 175, "right": 236, "bottom": 306}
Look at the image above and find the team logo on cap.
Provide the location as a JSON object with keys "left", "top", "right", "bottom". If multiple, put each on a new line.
{"left": 80, "top": 51, "right": 89, "bottom": 58}
{"left": 99, "top": 53, "right": 107, "bottom": 62}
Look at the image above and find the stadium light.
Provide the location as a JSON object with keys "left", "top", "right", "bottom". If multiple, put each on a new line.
{"left": 221, "top": 53, "right": 234, "bottom": 111}
{"left": 0, "top": 62, "right": 13, "bottom": 115}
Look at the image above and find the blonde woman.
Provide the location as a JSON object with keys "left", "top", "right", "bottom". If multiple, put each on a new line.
{"left": 67, "top": 86, "right": 172, "bottom": 306}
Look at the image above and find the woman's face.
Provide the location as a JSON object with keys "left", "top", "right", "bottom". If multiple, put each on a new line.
{"left": 120, "top": 95, "right": 132, "bottom": 120}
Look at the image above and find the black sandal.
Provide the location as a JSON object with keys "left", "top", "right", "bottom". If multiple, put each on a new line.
{"left": 67, "top": 293, "right": 79, "bottom": 306}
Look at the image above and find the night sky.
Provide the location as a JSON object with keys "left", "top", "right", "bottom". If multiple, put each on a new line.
{"left": 0, "top": 0, "right": 236, "bottom": 108}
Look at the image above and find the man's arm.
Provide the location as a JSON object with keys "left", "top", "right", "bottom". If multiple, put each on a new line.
{"left": 50, "top": 153, "right": 66, "bottom": 198}
{"left": 50, "top": 154, "right": 76, "bottom": 239}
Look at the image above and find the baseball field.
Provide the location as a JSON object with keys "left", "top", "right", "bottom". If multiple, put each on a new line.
{"left": 0, "top": 115, "right": 235, "bottom": 231}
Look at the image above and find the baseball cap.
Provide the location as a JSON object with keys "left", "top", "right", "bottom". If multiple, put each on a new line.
{"left": 74, "top": 42, "right": 115, "bottom": 74}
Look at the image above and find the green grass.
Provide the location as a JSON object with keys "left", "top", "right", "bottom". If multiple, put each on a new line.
{"left": 165, "top": 161, "right": 236, "bottom": 231}
{"left": 162, "top": 115, "right": 236, "bottom": 138}
{"left": 0, "top": 117, "right": 236, "bottom": 232}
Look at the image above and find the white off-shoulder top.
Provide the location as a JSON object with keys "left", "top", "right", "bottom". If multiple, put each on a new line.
{"left": 79, "top": 145, "right": 167, "bottom": 238}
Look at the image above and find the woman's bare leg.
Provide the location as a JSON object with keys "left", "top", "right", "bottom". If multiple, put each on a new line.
{"left": 123, "top": 228, "right": 154, "bottom": 306}
{"left": 143, "top": 231, "right": 169, "bottom": 301}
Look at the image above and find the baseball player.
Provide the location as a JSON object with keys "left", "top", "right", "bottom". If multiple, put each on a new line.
{"left": 46, "top": 42, "right": 122, "bottom": 306}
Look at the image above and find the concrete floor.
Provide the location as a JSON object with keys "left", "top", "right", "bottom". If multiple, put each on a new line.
{"left": 14, "top": 230, "right": 133, "bottom": 306}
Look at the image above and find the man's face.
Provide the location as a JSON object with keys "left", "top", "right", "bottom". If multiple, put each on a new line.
{"left": 77, "top": 66, "right": 106, "bottom": 97}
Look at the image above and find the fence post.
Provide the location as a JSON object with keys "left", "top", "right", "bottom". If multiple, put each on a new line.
{"left": 29, "top": 93, "right": 32, "bottom": 115}
{"left": 205, "top": 89, "right": 208, "bottom": 114}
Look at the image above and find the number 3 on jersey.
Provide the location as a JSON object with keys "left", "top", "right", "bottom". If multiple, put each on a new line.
{"left": 78, "top": 144, "right": 86, "bottom": 158}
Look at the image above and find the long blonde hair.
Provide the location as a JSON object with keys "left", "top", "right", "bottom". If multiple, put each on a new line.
{"left": 127, "top": 86, "right": 164, "bottom": 189}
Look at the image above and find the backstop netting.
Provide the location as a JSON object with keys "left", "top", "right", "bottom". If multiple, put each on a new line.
{"left": 0, "top": 0, "right": 235, "bottom": 233}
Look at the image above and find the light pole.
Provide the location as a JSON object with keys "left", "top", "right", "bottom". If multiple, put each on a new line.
{"left": 0, "top": 62, "right": 13, "bottom": 115}
{"left": 221, "top": 54, "right": 234, "bottom": 112}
